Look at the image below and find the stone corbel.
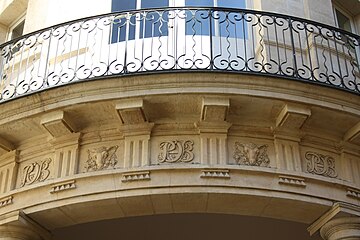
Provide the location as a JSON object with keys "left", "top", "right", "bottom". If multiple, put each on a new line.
{"left": 273, "top": 104, "right": 310, "bottom": 172}
{"left": 40, "top": 111, "right": 76, "bottom": 138}
{"left": 0, "top": 210, "right": 51, "bottom": 240}
{"left": 308, "top": 202, "right": 360, "bottom": 240}
{"left": 196, "top": 97, "right": 232, "bottom": 165}
{"left": 201, "top": 97, "right": 230, "bottom": 122}
{"left": 275, "top": 103, "right": 311, "bottom": 131}
{"left": 116, "top": 99, "right": 154, "bottom": 168}
{"left": 116, "top": 98, "right": 148, "bottom": 125}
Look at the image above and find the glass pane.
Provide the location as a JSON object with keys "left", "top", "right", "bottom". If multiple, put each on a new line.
{"left": 140, "top": 11, "right": 169, "bottom": 38}
{"left": 141, "top": 0, "right": 169, "bottom": 8}
{"left": 335, "top": 9, "right": 352, "bottom": 32}
{"left": 217, "top": 0, "right": 246, "bottom": 8}
{"left": 186, "top": 0, "right": 213, "bottom": 7}
{"left": 218, "top": 11, "right": 247, "bottom": 38}
{"left": 111, "top": 0, "right": 136, "bottom": 43}
{"left": 111, "top": 0, "right": 136, "bottom": 11}
{"left": 111, "top": 14, "right": 136, "bottom": 43}
{"left": 11, "top": 20, "right": 25, "bottom": 40}
{"left": 185, "top": 9, "right": 212, "bottom": 36}
{"left": 141, "top": 0, "right": 169, "bottom": 38}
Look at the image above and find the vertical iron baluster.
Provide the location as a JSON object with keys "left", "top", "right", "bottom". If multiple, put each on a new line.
{"left": 333, "top": 30, "right": 343, "bottom": 87}
{"left": 304, "top": 23, "right": 314, "bottom": 81}
{"left": 289, "top": 17, "right": 298, "bottom": 78}
{"left": 209, "top": 9, "right": 214, "bottom": 70}
{"left": 43, "top": 29, "right": 53, "bottom": 87}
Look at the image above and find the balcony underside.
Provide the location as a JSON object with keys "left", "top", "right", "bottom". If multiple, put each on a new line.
{"left": 0, "top": 73, "right": 358, "bottom": 233}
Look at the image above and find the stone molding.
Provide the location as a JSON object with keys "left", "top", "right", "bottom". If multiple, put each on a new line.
{"left": 0, "top": 225, "right": 42, "bottom": 240}
{"left": 121, "top": 171, "right": 151, "bottom": 182}
{"left": 0, "top": 150, "right": 18, "bottom": 194}
{"left": 346, "top": 188, "right": 360, "bottom": 200}
{"left": 50, "top": 180, "right": 76, "bottom": 193}
{"left": 0, "top": 196, "right": 12, "bottom": 208}
{"left": 320, "top": 217, "right": 360, "bottom": 240}
{"left": 0, "top": 211, "right": 51, "bottom": 240}
{"left": 278, "top": 175, "right": 306, "bottom": 187}
{"left": 200, "top": 169, "right": 230, "bottom": 178}
{"left": 308, "top": 203, "right": 360, "bottom": 236}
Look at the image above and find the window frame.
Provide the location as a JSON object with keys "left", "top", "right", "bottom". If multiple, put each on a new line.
{"left": 332, "top": 3, "right": 357, "bottom": 34}
{"left": 7, "top": 12, "right": 26, "bottom": 41}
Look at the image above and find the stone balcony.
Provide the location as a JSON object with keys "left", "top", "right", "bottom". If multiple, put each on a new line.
{"left": 0, "top": 7, "right": 359, "bottom": 240}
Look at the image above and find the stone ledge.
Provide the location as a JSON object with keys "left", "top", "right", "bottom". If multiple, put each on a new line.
{"left": 200, "top": 169, "right": 230, "bottom": 178}
{"left": 0, "top": 196, "right": 12, "bottom": 208}
{"left": 50, "top": 180, "right": 76, "bottom": 194}
{"left": 346, "top": 188, "right": 360, "bottom": 200}
{"left": 278, "top": 175, "right": 306, "bottom": 187}
{"left": 121, "top": 171, "right": 151, "bottom": 182}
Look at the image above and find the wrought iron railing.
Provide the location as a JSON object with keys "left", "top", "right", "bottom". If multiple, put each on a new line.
{"left": 0, "top": 7, "right": 359, "bottom": 102}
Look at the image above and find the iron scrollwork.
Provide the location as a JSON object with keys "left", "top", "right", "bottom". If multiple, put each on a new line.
{"left": 0, "top": 7, "right": 359, "bottom": 102}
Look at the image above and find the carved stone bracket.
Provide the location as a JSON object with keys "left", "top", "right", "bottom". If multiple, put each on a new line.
{"left": 158, "top": 140, "right": 194, "bottom": 163}
{"left": 0, "top": 196, "right": 13, "bottom": 208}
{"left": 201, "top": 169, "right": 230, "bottom": 178}
{"left": 121, "top": 171, "right": 151, "bottom": 182}
{"left": 278, "top": 175, "right": 306, "bottom": 187}
{"left": 305, "top": 151, "right": 337, "bottom": 178}
{"left": 40, "top": 111, "right": 75, "bottom": 138}
{"left": 116, "top": 99, "right": 147, "bottom": 125}
{"left": 201, "top": 97, "right": 230, "bottom": 122}
{"left": 85, "top": 145, "right": 119, "bottom": 172}
{"left": 50, "top": 180, "right": 76, "bottom": 193}
{"left": 20, "top": 158, "right": 52, "bottom": 187}
{"left": 276, "top": 104, "right": 311, "bottom": 130}
{"left": 233, "top": 142, "right": 270, "bottom": 167}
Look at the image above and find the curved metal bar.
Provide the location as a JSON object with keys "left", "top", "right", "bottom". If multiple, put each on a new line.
{"left": 0, "top": 7, "right": 359, "bottom": 102}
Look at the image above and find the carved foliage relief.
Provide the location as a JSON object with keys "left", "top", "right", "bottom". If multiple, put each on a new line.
{"left": 305, "top": 151, "right": 337, "bottom": 178}
{"left": 85, "top": 145, "right": 119, "bottom": 171}
{"left": 158, "top": 140, "right": 194, "bottom": 163}
{"left": 233, "top": 143, "right": 270, "bottom": 167}
{"left": 20, "top": 158, "right": 52, "bottom": 187}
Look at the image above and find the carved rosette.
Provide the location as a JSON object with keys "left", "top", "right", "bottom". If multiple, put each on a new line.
{"left": 158, "top": 140, "right": 194, "bottom": 163}
{"left": 305, "top": 151, "right": 337, "bottom": 178}
{"left": 20, "top": 158, "right": 52, "bottom": 187}
{"left": 233, "top": 143, "right": 270, "bottom": 167}
{"left": 85, "top": 145, "right": 119, "bottom": 171}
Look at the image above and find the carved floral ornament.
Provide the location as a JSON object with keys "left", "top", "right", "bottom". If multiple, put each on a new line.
{"left": 85, "top": 145, "right": 119, "bottom": 171}
{"left": 21, "top": 158, "right": 52, "bottom": 187}
{"left": 158, "top": 140, "right": 194, "bottom": 163}
{"left": 233, "top": 142, "right": 270, "bottom": 167}
{"left": 305, "top": 151, "right": 337, "bottom": 178}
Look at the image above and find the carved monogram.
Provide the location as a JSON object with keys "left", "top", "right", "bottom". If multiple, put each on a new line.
{"left": 233, "top": 143, "right": 270, "bottom": 167}
{"left": 305, "top": 152, "right": 337, "bottom": 178}
{"left": 20, "top": 158, "right": 52, "bottom": 187}
{"left": 85, "top": 145, "right": 119, "bottom": 171}
{"left": 158, "top": 140, "right": 194, "bottom": 163}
